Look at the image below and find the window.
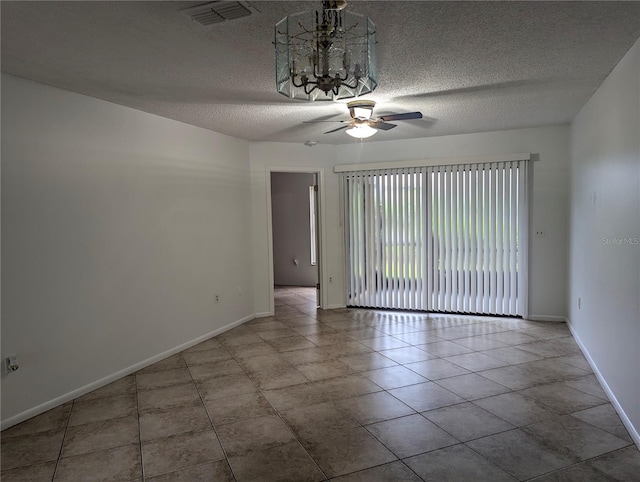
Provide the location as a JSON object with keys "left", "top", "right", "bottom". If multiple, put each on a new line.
{"left": 343, "top": 161, "right": 528, "bottom": 316}
{"left": 309, "top": 185, "right": 317, "bottom": 266}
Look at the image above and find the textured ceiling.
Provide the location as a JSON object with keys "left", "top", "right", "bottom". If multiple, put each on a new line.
{"left": 2, "top": 1, "right": 639, "bottom": 145}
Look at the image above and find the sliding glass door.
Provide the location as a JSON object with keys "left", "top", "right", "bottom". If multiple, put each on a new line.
{"left": 343, "top": 160, "right": 528, "bottom": 316}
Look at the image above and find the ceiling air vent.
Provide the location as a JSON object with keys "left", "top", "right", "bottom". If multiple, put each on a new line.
{"left": 180, "top": 2, "right": 255, "bottom": 26}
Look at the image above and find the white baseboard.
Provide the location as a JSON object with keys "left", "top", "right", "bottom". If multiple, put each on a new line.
{"left": 325, "top": 304, "right": 347, "bottom": 310}
{"left": 254, "top": 311, "right": 274, "bottom": 318}
{"left": 525, "top": 314, "right": 568, "bottom": 322}
{"left": 1, "top": 313, "right": 254, "bottom": 431}
{"left": 566, "top": 318, "right": 640, "bottom": 449}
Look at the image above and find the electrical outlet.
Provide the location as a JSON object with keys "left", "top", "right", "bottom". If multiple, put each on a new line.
{"left": 215, "top": 294, "right": 220, "bottom": 304}
{"left": 578, "top": 297, "right": 581, "bottom": 310}
{"left": 5, "top": 354, "right": 19, "bottom": 373}
{"left": 329, "top": 277, "right": 333, "bottom": 283}
{"left": 535, "top": 230, "right": 545, "bottom": 238}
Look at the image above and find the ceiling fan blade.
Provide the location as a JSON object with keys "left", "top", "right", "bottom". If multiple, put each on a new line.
{"left": 324, "top": 125, "right": 349, "bottom": 134}
{"left": 379, "top": 112, "right": 423, "bottom": 122}
{"left": 372, "top": 122, "right": 397, "bottom": 131}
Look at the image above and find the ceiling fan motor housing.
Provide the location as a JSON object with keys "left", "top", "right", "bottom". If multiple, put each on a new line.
{"left": 348, "top": 100, "right": 376, "bottom": 120}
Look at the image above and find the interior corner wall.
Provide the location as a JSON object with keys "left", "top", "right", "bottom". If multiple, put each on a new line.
{"left": 250, "top": 125, "right": 570, "bottom": 319}
{"left": 1, "top": 74, "right": 254, "bottom": 427}
{"left": 569, "top": 38, "right": 640, "bottom": 441}
{"left": 271, "top": 172, "right": 318, "bottom": 287}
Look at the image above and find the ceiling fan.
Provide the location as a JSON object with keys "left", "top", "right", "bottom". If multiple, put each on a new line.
{"left": 306, "top": 100, "right": 423, "bottom": 138}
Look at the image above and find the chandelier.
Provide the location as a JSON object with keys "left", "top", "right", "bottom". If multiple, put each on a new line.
{"left": 275, "top": 0, "right": 378, "bottom": 101}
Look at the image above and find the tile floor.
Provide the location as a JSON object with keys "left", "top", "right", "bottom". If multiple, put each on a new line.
{"left": 2, "top": 286, "right": 639, "bottom": 481}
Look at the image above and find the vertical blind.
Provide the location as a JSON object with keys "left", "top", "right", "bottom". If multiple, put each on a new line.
{"left": 343, "top": 160, "right": 528, "bottom": 316}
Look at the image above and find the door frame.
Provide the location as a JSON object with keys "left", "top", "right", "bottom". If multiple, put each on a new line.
{"left": 266, "top": 166, "right": 327, "bottom": 313}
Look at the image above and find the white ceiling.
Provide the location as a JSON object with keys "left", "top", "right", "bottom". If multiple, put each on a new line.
{"left": 2, "top": 1, "right": 639, "bottom": 145}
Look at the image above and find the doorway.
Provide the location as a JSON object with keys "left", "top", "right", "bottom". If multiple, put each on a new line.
{"left": 270, "top": 171, "right": 320, "bottom": 309}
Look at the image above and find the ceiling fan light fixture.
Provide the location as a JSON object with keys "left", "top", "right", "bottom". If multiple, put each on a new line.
{"left": 275, "top": 1, "right": 378, "bottom": 101}
{"left": 346, "top": 124, "right": 377, "bottom": 139}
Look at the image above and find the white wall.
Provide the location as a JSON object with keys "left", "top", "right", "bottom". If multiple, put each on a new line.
{"left": 1, "top": 74, "right": 253, "bottom": 427}
{"left": 271, "top": 172, "right": 318, "bottom": 287}
{"left": 569, "top": 38, "right": 640, "bottom": 442}
{"left": 250, "top": 143, "right": 342, "bottom": 314}
{"left": 251, "top": 125, "right": 570, "bottom": 320}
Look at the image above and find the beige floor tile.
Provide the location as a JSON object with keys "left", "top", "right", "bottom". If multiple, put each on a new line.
{"left": 142, "top": 430, "right": 224, "bottom": 478}
{"left": 423, "top": 402, "right": 514, "bottom": 441}
{"left": 76, "top": 376, "right": 136, "bottom": 402}
{"left": 478, "top": 364, "right": 554, "bottom": 390}
{"left": 216, "top": 414, "right": 296, "bottom": 456}
{"left": 451, "top": 335, "right": 508, "bottom": 351}
{"left": 389, "top": 382, "right": 464, "bottom": 412}
{"left": 267, "top": 335, "right": 318, "bottom": 352}
{"left": 530, "top": 462, "right": 616, "bottom": 482}
{"left": 379, "top": 346, "right": 436, "bottom": 364}
{"left": 68, "top": 393, "right": 137, "bottom": 427}
{"left": 205, "top": 392, "right": 275, "bottom": 426}
{"left": 405, "top": 358, "right": 471, "bottom": 380}
{"left": 366, "top": 414, "right": 458, "bottom": 458}
{"left": 281, "top": 401, "right": 358, "bottom": 440}
{"left": 263, "top": 382, "right": 331, "bottom": 412}
{"left": 187, "top": 359, "right": 245, "bottom": 382}
{"left": 61, "top": 415, "right": 139, "bottom": 457}
{"left": 571, "top": 403, "right": 633, "bottom": 441}
{"left": 280, "top": 347, "right": 334, "bottom": 366}
{"left": 443, "top": 352, "right": 509, "bottom": 371}
{"left": 338, "top": 352, "right": 398, "bottom": 371}
{"left": 145, "top": 460, "right": 234, "bottom": 482}
{"left": 467, "top": 429, "right": 577, "bottom": 480}
{"left": 227, "top": 341, "right": 278, "bottom": 358}
{"left": 1, "top": 403, "right": 71, "bottom": 438}
{"left": 319, "top": 342, "right": 373, "bottom": 358}
{"left": 518, "top": 382, "right": 607, "bottom": 414}
{"left": 195, "top": 373, "right": 258, "bottom": 400}
{"left": 312, "top": 375, "right": 382, "bottom": 402}
{"left": 480, "top": 346, "right": 543, "bottom": 364}
{"left": 139, "top": 402, "right": 211, "bottom": 441}
{"left": 0, "top": 461, "right": 56, "bottom": 482}
{"left": 329, "top": 461, "right": 422, "bottom": 481}
{"left": 256, "top": 328, "right": 301, "bottom": 341}
{"left": 418, "top": 340, "right": 474, "bottom": 357}
{"left": 361, "top": 365, "right": 427, "bottom": 390}
{"left": 435, "top": 373, "right": 511, "bottom": 400}
{"left": 523, "top": 415, "right": 631, "bottom": 460}
{"left": 587, "top": 446, "right": 640, "bottom": 481}
{"left": 564, "top": 374, "right": 609, "bottom": 400}
{"left": 337, "top": 392, "right": 415, "bottom": 425}
{"left": 183, "top": 337, "right": 224, "bottom": 353}
{"left": 182, "top": 347, "right": 232, "bottom": 366}
{"left": 227, "top": 441, "right": 325, "bottom": 482}
{"left": 302, "top": 427, "right": 396, "bottom": 478}
{"left": 358, "top": 335, "right": 410, "bottom": 350}
{"left": 473, "top": 392, "right": 559, "bottom": 426}
{"left": 296, "top": 359, "right": 354, "bottom": 381}
{"left": 138, "top": 382, "right": 200, "bottom": 411}
{"left": 137, "top": 354, "right": 187, "bottom": 373}
{"left": 0, "top": 430, "right": 65, "bottom": 471}
{"left": 55, "top": 443, "right": 141, "bottom": 482}
{"left": 136, "top": 367, "right": 193, "bottom": 390}
{"left": 404, "top": 444, "right": 516, "bottom": 481}
{"left": 392, "top": 331, "right": 445, "bottom": 345}
{"left": 247, "top": 320, "right": 290, "bottom": 332}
